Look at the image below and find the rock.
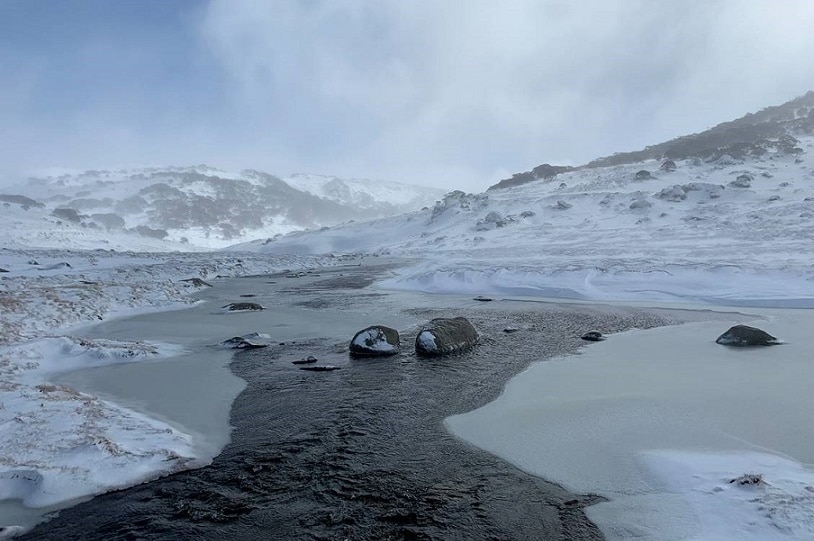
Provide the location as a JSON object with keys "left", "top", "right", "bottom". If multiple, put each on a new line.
{"left": 581, "top": 331, "right": 605, "bottom": 342}
{"left": 221, "top": 337, "right": 268, "bottom": 349}
{"left": 503, "top": 327, "right": 520, "bottom": 334}
{"left": 52, "top": 207, "right": 82, "bottom": 223}
{"left": 181, "top": 277, "right": 213, "bottom": 288}
{"left": 768, "top": 195, "right": 781, "bottom": 201}
{"left": 239, "top": 294, "right": 256, "bottom": 297}
{"left": 555, "top": 200, "right": 572, "bottom": 210}
{"left": 221, "top": 302, "right": 265, "bottom": 312}
{"left": 635, "top": 170, "right": 652, "bottom": 180}
{"left": 473, "top": 296, "right": 493, "bottom": 302}
{"left": 715, "top": 325, "right": 779, "bottom": 347}
{"left": 519, "top": 210, "right": 536, "bottom": 218}
{"left": 0, "top": 267, "right": 8, "bottom": 273}
{"left": 292, "top": 355, "right": 318, "bottom": 365}
{"left": 657, "top": 185, "right": 687, "bottom": 202}
{"left": 299, "top": 365, "right": 340, "bottom": 372}
{"left": 660, "top": 159, "right": 677, "bottom": 172}
{"left": 349, "top": 325, "right": 400, "bottom": 357}
{"left": 629, "top": 198, "right": 652, "bottom": 210}
{"left": 729, "top": 174, "right": 753, "bottom": 188}
{"left": 220, "top": 332, "right": 271, "bottom": 349}
{"left": 415, "top": 317, "right": 479, "bottom": 356}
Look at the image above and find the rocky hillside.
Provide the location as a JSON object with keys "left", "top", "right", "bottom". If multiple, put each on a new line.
{"left": 491, "top": 91, "right": 814, "bottom": 191}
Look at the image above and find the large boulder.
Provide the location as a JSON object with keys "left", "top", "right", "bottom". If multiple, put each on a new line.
{"left": 415, "top": 317, "right": 479, "bottom": 356}
{"left": 349, "top": 325, "right": 400, "bottom": 357}
{"left": 716, "top": 325, "right": 779, "bottom": 347}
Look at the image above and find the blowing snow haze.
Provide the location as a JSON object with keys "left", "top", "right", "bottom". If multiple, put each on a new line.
{"left": 2, "top": 1, "right": 814, "bottom": 191}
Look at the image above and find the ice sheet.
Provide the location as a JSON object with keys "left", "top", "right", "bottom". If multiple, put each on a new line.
{"left": 447, "top": 309, "right": 814, "bottom": 540}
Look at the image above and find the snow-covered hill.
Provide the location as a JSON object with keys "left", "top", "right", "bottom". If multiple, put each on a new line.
{"left": 240, "top": 132, "right": 814, "bottom": 306}
{"left": 284, "top": 173, "right": 445, "bottom": 212}
{"left": 0, "top": 167, "right": 444, "bottom": 250}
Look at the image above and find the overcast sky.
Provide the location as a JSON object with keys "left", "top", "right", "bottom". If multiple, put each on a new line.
{"left": 2, "top": 1, "right": 814, "bottom": 191}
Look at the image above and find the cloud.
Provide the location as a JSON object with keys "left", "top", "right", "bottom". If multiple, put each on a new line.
{"left": 200, "top": 0, "right": 814, "bottom": 190}
{"left": 2, "top": 1, "right": 813, "bottom": 191}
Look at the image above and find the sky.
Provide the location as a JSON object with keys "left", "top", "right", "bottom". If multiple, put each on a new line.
{"left": 2, "top": 1, "right": 814, "bottom": 192}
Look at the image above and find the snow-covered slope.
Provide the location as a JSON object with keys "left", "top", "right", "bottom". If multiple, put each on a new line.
{"left": 284, "top": 173, "right": 445, "bottom": 212}
{"left": 1, "top": 166, "right": 443, "bottom": 250}
{"left": 239, "top": 134, "right": 814, "bottom": 306}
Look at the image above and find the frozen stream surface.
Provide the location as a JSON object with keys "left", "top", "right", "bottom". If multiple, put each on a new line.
{"left": 447, "top": 308, "right": 814, "bottom": 540}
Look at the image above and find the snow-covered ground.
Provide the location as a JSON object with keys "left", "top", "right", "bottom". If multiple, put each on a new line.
{"left": 2, "top": 134, "right": 813, "bottom": 538}
{"left": 249, "top": 135, "right": 814, "bottom": 307}
{"left": 0, "top": 248, "right": 352, "bottom": 531}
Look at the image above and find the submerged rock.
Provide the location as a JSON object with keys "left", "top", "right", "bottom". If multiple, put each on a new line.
{"left": 473, "top": 296, "right": 493, "bottom": 302}
{"left": 0, "top": 267, "right": 8, "bottom": 273}
{"left": 715, "top": 325, "right": 779, "bottom": 347}
{"left": 415, "top": 317, "right": 479, "bottom": 357}
{"left": 580, "top": 331, "right": 605, "bottom": 342}
{"left": 221, "top": 302, "right": 265, "bottom": 312}
{"left": 299, "top": 365, "right": 341, "bottom": 372}
{"left": 349, "top": 325, "right": 400, "bottom": 357}
{"left": 292, "top": 355, "right": 319, "bottom": 365}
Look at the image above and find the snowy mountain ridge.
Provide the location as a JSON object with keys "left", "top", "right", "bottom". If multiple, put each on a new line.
{"left": 0, "top": 166, "right": 445, "bottom": 250}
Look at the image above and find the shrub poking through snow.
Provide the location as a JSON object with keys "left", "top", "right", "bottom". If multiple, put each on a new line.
{"left": 729, "top": 473, "right": 765, "bottom": 486}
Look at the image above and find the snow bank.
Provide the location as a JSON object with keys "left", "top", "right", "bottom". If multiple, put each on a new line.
{"left": 380, "top": 262, "right": 814, "bottom": 307}
{"left": 0, "top": 337, "right": 194, "bottom": 508}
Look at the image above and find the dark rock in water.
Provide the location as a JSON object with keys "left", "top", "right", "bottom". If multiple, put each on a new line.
{"left": 181, "top": 277, "right": 213, "bottom": 288}
{"left": 416, "top": 317, "right": 479, "bottom": 357}
{"left": 349, "top": 325, "right": 400, "bottom": 357}
{"left": 222, "top": 302, "right": 265, "bottom": 312}
{"left": 292, "top": 356, "right": 318, "bottom": 365}
{"left": 220, "top": 333, "right": 271, "bottom": 349}
{"left": 239, "top": 294, "right": 256, "bottom": 298}
{"left": 473, "top": 296, "right": 493, "bottom": 302}
{"left": 299, "top": 365, "right": 340, "bottom": 371}
{"left": 503, "top": 327, "right": 520, "bottom": 334}
{"left": 221, "top": 338, "right": 268, "bottom": 349}
{"left": 716, "top": 325, "right": 779, "bottom": 347}
{"left": 581, "top": 331, "right": 605, "bottom": 342}
{"left": 635, "top": 170, "right": 652, "bottom": 180}
{"left": 0, "top": 267, "right": 8, "bottom": 273}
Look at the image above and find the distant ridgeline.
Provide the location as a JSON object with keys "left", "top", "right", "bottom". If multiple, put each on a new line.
{"left": 489, "top": 90, "right": 814, "bottom": 191}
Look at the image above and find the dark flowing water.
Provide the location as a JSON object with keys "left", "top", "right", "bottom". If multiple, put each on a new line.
{"left": 21, "top": 262, "right": 675, "bottom": 540}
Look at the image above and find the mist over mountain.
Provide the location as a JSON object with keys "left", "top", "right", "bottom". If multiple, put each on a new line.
{"left": 0, "top": 167, "right": 445, "bottom": 250}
